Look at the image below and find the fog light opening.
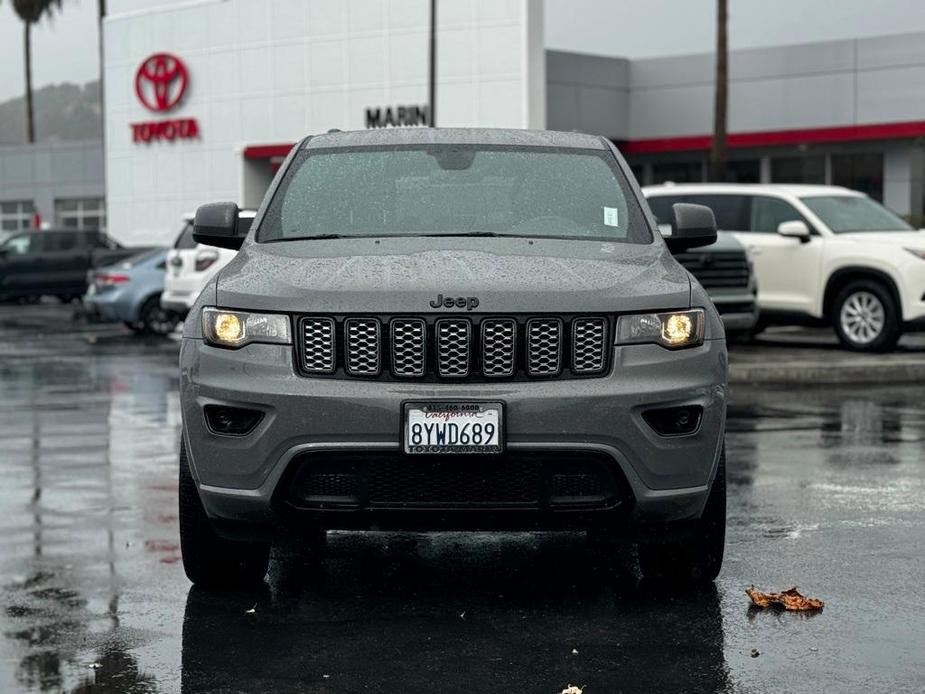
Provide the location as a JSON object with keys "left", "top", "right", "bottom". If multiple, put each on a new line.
{"left": 204, "top": 405, "right": 264, "bottom": 436}
{"left": 643, "top": 405, "right": 703, "bottom": 437}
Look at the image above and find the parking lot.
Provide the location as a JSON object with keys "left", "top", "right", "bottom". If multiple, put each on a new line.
{"left": 0, "top": 303, "right": 923, "bottom": 693}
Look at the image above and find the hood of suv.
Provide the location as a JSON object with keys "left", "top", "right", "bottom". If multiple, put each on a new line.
{"left": 835, "top": 230, "right": 925, "bottom": 246}
{"left": 216, "top": 237, "right": 691, "bottom": 314}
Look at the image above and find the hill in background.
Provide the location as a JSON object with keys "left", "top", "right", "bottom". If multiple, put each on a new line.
{"left": 0, "top": 80, "right": 102, "bottom": 145}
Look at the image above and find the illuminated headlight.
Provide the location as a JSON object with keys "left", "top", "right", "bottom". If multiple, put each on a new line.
{"left": 616, "top": 309, "right": 705, "bottom": 349}
{"left": 202, "top": 307, "right": 291, "bottom": 348}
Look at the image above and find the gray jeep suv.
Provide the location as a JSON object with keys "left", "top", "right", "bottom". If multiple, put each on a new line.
{"left": 178, "top": 128, "right": 728, "bottom": 587}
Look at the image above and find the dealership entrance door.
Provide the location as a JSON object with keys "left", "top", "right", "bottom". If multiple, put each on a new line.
{"left": 242, "top": 144, "right": 294, "bottom": 210}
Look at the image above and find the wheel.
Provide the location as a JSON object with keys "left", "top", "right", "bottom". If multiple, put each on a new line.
{"left": 832, "top": 279, "right": 901, "bottom": 352}
{"left": 179, "top": 438, "right": 270, "bottom": 587}
{"left": 138, "top": 294, "right": 180, "bottom": 336}
{"left": 638, "top": 444, "right": 726, "bottom": 582}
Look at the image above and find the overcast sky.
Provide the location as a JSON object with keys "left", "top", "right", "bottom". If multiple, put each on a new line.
{"left": 2, "top": 0, "right": 925, "bottom": 102}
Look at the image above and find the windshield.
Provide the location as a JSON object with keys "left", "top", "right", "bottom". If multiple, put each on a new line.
{"left": 801, "top": 195, "right": 913, "bottom": 233}
{"left": 259, "top": 145, "right": 651, "bottom": 244}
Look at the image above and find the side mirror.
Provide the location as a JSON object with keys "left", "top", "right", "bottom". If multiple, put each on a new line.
{"left": 193, "top": 202, "right": 244, "bottom": 250}
{"left": 664, "top": 203, "right": 718, "bottom": 252}
{"left": 777, "top": 220, "right": 811, "bottom": 243}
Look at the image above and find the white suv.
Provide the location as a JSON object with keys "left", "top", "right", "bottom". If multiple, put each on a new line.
{"left": 644, "top": 184, "right": 925, "bottom": 352}
{"left": 161, "top": 211, "right": 254, "bottom": 317}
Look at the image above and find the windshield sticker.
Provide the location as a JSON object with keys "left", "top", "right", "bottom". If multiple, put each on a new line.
{"left": 603, "top": 207, "right": 620, "bottom": 227}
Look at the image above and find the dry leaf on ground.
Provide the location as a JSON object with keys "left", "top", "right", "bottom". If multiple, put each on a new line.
{"left": 746, "top": 585, "right": 824, "bottom": 612}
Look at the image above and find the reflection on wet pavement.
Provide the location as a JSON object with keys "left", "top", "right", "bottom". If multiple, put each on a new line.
{"left": 1, "top": 305, "right": 924, "bottom": 692}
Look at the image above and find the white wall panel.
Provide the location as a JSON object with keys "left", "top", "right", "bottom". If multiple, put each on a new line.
{"left": 105, "top": 0, "right": 543, "bottom": 245}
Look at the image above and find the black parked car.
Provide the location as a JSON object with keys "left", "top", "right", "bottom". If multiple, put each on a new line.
{"left": 0, "top": 229, "right": 151, "bottom": 303}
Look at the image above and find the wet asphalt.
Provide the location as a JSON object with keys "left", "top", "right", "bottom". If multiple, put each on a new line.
{"left": 1, "top": 304, "right": 923, "bottom": 693}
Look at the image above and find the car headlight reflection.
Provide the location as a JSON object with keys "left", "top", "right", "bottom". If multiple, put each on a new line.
{"left": 202, "top": 307, "right": 291, "bottom": 348}
{"left": 616, "top": 309, "right": 705, "bottom": 349}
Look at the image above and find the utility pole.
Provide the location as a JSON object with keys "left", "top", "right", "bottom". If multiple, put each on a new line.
{"left": 428, "top": 0, "right": 436, "bottom": 127}
{"left": 709, "top": 0, "right": 728, "bottom": 182}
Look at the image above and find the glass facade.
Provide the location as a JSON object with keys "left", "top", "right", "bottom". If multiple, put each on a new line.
{"left": 771, "top": 156, "right": 826, "bottom": 184}
{"left": 651, "top": 161, "right": 702, "bottom": 185}
{"left": 54, "top": 197, "right": 106, "bottom": 231}
{"left": 724, "top": 160, "right": 760, "bottom": 183}
{"left": 831, "top": 153, "right": 884, "bottom": 201}
{"left": 0, "top": 200, "right": 36, "bottom": 232}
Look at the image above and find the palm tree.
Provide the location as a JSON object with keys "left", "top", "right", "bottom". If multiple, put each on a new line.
{"left": 709, "top": 0, "right": 728, "bottom": 182}
{"left": 11, "top": 0, "right": 63, "bottom": 143}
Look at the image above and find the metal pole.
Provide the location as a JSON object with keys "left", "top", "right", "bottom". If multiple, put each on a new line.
{"left": 428, "top": 0, "right": 436, "bottom": 127}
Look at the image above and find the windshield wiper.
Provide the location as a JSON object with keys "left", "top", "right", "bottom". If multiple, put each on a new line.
{"left": 419, "top": 232, "right": 503, "bottom": 237}
{"left": 287, "top": 233, "right": 346, "bottom": 240}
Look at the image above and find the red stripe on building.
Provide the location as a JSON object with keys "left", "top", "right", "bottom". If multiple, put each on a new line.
{"left": 622, "top": 119, "right": 925, "bottom": 154}
{"left": 243, "top": 143, "right": 294, "bottom": 159}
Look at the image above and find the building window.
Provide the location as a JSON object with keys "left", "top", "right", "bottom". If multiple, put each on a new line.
{"left": 831, "top": 153, "right": 884, "bottom": 201}
{"left": 55, "top": 197, "right": 106, "bottom": 231}
{"left": 629, "top": 164, "right": 644, "bottom": 185}
{"left": 724, "top": 160, "right": 760, "bottom": 183}
{"left": 0, "top": 200, "right": 36, "bottom": 232}
{"left": 771, "top": 156, "right": 826, "bottom": 184}
{"left": 652, "top": 161, "right": 703, "bottom": 185}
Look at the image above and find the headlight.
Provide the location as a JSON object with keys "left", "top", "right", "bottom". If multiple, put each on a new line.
{"left": 616, "top": 308, "right": 705, "bottom": 349}
{"left": 905, "top": 248, "right": 925, "bottom": 260}
{"left": 202, "top": 307, "right": 291, "bottom": 348}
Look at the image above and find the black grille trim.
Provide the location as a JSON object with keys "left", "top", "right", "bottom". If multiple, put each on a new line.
{"left": 278, "top": 451, "right": 632, "bottom": 513}
{"left": 390, "top": 318, "right": 427, "bottom": 377}
{"left": 300, "top": 317, "right": 336, "bottom": 374}
{"left": 571, "top": 317, "right": 607, "bottom": 374}
{"left": 343, "top": 317, "right": 382, "bottom": 376}
{"left": 526, "top": 317, "right": 563, "bottom": 376}
{"left": 295, "top": 314, "right": 612, "bottom": 382}
{"left": 481, "top": 318, "right": 517, "bottom": 377}
{"left": 675, "top": 250, "right": 750, "bottom": 290}
{"left": 435, "top": 318, "right": 472, "bottom": 378}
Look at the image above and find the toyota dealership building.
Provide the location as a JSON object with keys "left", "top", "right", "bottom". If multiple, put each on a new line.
{"left": 3, "top": 0, "right": 925, "bottom": 243}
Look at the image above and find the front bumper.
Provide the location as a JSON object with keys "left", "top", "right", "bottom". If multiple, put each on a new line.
{"left": 161, "top": 289, "right": 195, "bottom": 317}
{"left": 710, "top": 289, "right": 759, "bottom": 333}
{"left": 83, "top": 287, "right": 133, "bottom": 323}
{"left": 180, "top": 338, "right": 727, "bottom": 533}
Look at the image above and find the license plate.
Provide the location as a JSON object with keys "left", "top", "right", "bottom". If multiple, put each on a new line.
{"left": 404, "top": 402, "right": 503, "bottom": 454}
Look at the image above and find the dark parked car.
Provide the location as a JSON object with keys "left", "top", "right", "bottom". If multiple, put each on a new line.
{"left": 0, "top": 229, "right": 150, "bottom": 302}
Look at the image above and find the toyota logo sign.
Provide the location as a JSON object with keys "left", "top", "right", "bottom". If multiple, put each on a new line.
{"left": 130, "top": 52, "right": 199, "bottom": 144}
{"left": 134, "top": 53, "right": 188, "bottom": 113}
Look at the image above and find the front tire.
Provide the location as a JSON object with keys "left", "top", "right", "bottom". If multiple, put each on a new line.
{"left": 832, "top": 279, "right": 901, "bottom": 352}
{"left": 179, "top": 439, "right": 270, "bottom": 587}
{"left": 138, "top": 294, "right": 180, "bottom": 336}
{"left": 638, "top": 444, "right": 726, "bottom": 582}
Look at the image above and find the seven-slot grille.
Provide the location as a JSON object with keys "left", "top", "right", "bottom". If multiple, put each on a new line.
{"left": 675, "top": 249, "right": 750, "bottom": 290}
{"left": 298, "top": 315, "right": 609, "bottom": 380}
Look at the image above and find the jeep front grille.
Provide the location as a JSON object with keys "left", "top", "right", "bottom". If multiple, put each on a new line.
{"left": 572, "top": 317, "right": 607, "bottom": 374}
{"left": 435, "top": 318, "right": 472, "bottom": 378}
{"left": 675, "top": 250, "right": 750, "bottom": 290}
{"left": 344, "top": 318, "right": 381, "bottom": 376}
{"left": 526, "top": 318, "right": 563, "bottom": 376}
{"left": 301, "top": 317, "right": 336, "bottom": 374}
{"left": 481, "top": 318, "right": 517, "bottom": 377}
{"left": 390, "top": 318, "right": 426, "bottom": 377}
{"left": 296, "top": 315, "right": 610, "bottom": 381}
